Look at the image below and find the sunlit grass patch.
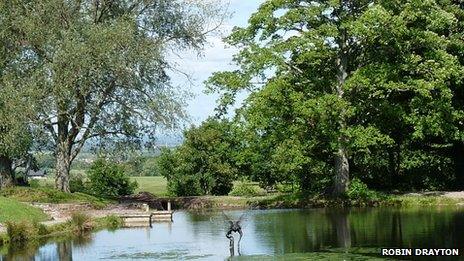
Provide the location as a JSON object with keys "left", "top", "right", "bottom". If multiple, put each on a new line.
{"left": 0, "top": 187, "right": 109, "bottom": 208}
{"left": 0, "top": 197, "right": 48, "bottom": 223}
{"left": 396, "top": 195, "right": 464, "bottom": 206}
{"left": 131, "top": 176, "right": 167, "bottom": 196}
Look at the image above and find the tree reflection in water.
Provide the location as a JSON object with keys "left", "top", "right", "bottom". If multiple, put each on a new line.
{"left": 1, "top": 235, "right": 92, "bottom": 260}
{"left": 2, "top": 208, "right": 464, "bottom": 260}
{"left": 329, "top": 210, "right": 351, "bottom": 249}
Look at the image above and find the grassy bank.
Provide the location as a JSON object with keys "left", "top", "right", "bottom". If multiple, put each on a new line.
{"left": 257, "top": 193, "right": 464, "bottom": 208}
{"left": 0, "top": 213, "right": 123, "bottom": 248}
{"left": 0, "top": 187, "right": 110, "bottom": 208}
{"left": 0, "top": 198, "right": 48, "bottom": 224}
{"left": 161, "top": 193, "right": 464, "bottom": 210}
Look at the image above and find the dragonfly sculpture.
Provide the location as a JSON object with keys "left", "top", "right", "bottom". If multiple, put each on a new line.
{"left": 210, "top": 211, "right": 248, "bottom": 256}
{"left": 211, "top": 211, "right": 248, "bottom": 256}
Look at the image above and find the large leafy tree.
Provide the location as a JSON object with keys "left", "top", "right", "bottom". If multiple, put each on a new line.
{"left": 0, "top": 3, "right": 40, "bottom": 188}
{"left": 208, "top": 0, "right": 463, "bottom": 195}
{"left": 347, "top": 0, "right": 463, "bottom": 190}
{"left": 4, "top": 0, "right": 223, "bottom": 192}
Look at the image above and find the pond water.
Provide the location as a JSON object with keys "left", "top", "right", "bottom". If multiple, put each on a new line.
{"left": 2, "top": 207, "right": 464, "bottom": 260}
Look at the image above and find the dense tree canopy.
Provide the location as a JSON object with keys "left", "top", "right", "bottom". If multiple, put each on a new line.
{"left": 206, "top": 0, "right": 464, "bottom": 194}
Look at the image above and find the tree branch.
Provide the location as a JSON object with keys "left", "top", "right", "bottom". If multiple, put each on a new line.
{"left": 69, "top": 80, "right": 116, "bottom": 160}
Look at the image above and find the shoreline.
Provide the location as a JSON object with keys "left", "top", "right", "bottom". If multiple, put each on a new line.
{"left": 1, "top": 191, "right": 464, "bottom": 248}
{"left": 121, "top": 191, "right": 464, "bottom": 210}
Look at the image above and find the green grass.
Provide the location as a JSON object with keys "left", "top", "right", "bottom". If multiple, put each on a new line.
{"left": 0, "top": 187, "right": 109, "bottom": 208}
{"left": 393, "top": 195, "right": 464, "bottom": 206}
{"left": 131, "top": 176, "right": 167, "bottom": 196}
{"left": 0, "top": 213, "right": 124, "bottom": 248}
{"left": 37, "top": 172, "right": 168, "bottom": 197}
{"left": 35, "top": 178, "right": 54, "bottom": 187}
{"left": 0, "top": 197, "right": 48, "bottom": 223}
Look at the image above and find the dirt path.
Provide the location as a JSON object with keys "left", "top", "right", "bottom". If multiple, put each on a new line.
{"left": 30, "top": 202, "right": 149, "bottom": 222}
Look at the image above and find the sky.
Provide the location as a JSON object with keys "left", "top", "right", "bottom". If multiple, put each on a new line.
{"left": 169, "top": 0, "right": 265, "bottom": 126}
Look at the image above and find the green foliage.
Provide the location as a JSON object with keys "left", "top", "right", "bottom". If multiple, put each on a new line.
{"left": 32, "top": 222, "right": 48, "bottom": 237}
{"left": 159, "top": 119, "right": 239, "bottom": 196}
{"left": 0, "top": 0, "right": 225, "bottom": 192}
{"left": 87, "top": 159, "right": 138, "bottom": 198}
{"left": 140, "top": 158, "right": 159, "bottom": 176}
{"left": 347, "top": 178, "right": 375, "bottom": 200}
{"left": 229, "top": 181, "right": 266, "bottom": 197}
{"left": 164, "top": 168, "right": 203, "bottom": 197}
{"left": 28, "top": 179, "right": 40, "bottom": 189}
{"left": 98, "top": 215, "right": 123, "bottom": 231}
{"left": 205, "top": 0, "right": 464, "bottom": 194}
{"left": 0, "top": 187, "right": 108, "bottom": 208}
{"left": 119, "top": 155, "right": 146, "bottom": 177}
{"left": 69, "top": 173, "right": 86, "bottom": 193}
{"left": 276, "top": 183, "right": 296, "bottom": 194}
{"left": 35, "top": 153, "right": 55, "bottom": 170}
{"left": 5, "top": 222, "right": 33, "bottom": 245}
{"left": 70, "top": 212, "right": 93, "bottom": 235}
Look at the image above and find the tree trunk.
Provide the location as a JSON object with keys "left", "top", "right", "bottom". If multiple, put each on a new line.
{"left": 333, "top": 26, "right": 350, "bottom": 197}
{"left": 334, "top": 145, "right": 350, "bottom": 196}
{"left": 0, "top": 155, "right": 14, "bottom": 189}
{"left": 55, "top": 142, "right": 71, "bottom": 193}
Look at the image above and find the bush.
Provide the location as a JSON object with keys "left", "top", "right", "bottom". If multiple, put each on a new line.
{"left": 28, "top": 179, "right": 40, "bottom": 188}
{"left": 70, "top": 212, "right": 93, "bottom": 235}
{"left": 100, "top": 215, "right": 123, "bottom": 230}
{"left": 347, "top": 178, "right": 376, "bottom": 200}
{"left": 87, "top": 159, "right": 138, "bottom": 198}
{"left": 6, "top": 221, "right": 33, "bottom": 244}
{"left": 70, "top": 173, "right": 86, "bottom": 193}
{"left": 229, "top": 181, "right": 266, "bottom": 197}
{"left": 167, "top": 175, "right": 203, "bottom": 196}
{"left": 276, "top": 183, "right": 295, "bottom": 193}
{"left": 33, "top": 221, "right": 49, "bottom": 236}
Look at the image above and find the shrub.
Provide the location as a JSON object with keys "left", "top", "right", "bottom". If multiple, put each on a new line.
{"left": 70, "top": 212, "right": 93, "bottom": 235}
{"left": 141, "top": 157, "right": 159, "bottom": 176}
{"left": 100, "top": 215, "right": 123, "bottom": 230}
{"left": 28, "top": 179, "right": 40, "bottom": 188}
{"left": 0, "top": 233, "right": 7, "bottom": 246}
{"left": 229, "top": 181, "right": 266, "bottom": 197}
{"left": 70, "top": 173, "right": 86, "bottom": 193}
{"left": 167, "top": 175, "right": 203, "bottom": 196}
{"left": 347, "top": 178, "right": 376, "bottom": 200}
{"left": 87, "top": 159, "right": 138, "bottom": 198}
{"left": 6, "top": 221, "right": 33, "bottom": 244}
{"left": 276, "top": 183, "right": 295, "bottom": 193}
{"left": 32, "top": 221, "right": 49, "bottom": 236}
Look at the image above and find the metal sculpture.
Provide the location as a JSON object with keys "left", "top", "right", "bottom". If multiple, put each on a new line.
{"left": 222, "top": 211, "right": 246, "bottom": 256}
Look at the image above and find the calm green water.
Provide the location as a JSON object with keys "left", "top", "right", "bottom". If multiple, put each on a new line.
{"left": 2, "top": 207, "right": 464, "bottom": 260}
